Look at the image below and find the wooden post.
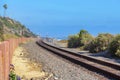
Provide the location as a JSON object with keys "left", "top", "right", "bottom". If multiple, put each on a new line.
{"left": 0, "top": 43, "right": 5, "bottom": 80}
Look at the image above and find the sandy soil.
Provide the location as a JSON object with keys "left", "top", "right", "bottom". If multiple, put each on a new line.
{"left": 12, "top": 46, "right": 49, "bottom": 80}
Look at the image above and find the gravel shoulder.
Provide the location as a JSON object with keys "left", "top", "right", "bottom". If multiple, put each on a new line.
{"left": 21, "top": 41, "right": 108, "bottom": 80}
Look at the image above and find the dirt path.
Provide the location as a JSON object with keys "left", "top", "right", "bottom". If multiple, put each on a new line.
{"left": 12, "top": 46, "right": 49, "bottom": 80}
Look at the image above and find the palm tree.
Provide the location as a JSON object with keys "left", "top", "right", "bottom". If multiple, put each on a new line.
{"left": 3, "top": 4, "right": 7, "bottom": 17}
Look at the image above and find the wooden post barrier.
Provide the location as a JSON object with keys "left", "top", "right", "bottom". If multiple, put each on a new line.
{"left": 16, "top": 39, "right": 19, "bottom": 47}
{"left": 0, "top": 43, "right": 5, "bottom": 80}
{"left": 0, "top": 50, "right": 3, "bottom": 80}
{"left": 8, "top": 39, "right": 14, "bottom": 64}
{"left": 0, "top": 37, "right": 31, "bottom": 80}
{"left": 13, "top": 39, "right": 16, "bottom": 51}
{"left": 4, "top": 41, "right": 10, "bottom": 80}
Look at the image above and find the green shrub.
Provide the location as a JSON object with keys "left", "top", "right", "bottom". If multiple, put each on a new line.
{"left": 9, "top": 71, "right": 17, "bottom": 80}
{"left": 67, "top": 29, "right": 93, "bottom": 49}
{"left": 68, "top": 34, "right": 80, "bottom": 48}
{"left": 0, "top": 22, "right": 4, "bottom": 41}
{"left": 108, "top": 35, "right": 120, "bottom": 57}
{"left": 88, "top": 33, "right": 114, "bottom": 53}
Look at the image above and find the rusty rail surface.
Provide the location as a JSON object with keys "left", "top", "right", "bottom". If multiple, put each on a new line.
{"left": 37, "top": 40, "right": 120, "bottom": 80}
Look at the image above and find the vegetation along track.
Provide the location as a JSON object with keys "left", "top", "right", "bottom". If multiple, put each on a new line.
{"left": 36, "top": 40, "right": 120, "bottom": 80}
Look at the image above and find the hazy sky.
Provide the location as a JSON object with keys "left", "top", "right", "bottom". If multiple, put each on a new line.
{"left": 1, "top": 0, "right": 120, "bottom": 38}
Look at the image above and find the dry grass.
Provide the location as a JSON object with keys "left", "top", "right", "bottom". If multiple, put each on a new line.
{"left": 3, "top": 34, "right": 18, "bottom": 40}
{"left": 12, "top": 47, "right": 49, "bottom": 80}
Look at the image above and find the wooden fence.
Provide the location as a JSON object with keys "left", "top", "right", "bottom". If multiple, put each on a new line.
{"left": 0, "top": 37, "right": 31, "bottom": 80}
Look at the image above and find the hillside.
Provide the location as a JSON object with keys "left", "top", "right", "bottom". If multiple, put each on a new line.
{"left": 0, "top": 17, "right": 36, "bottom": 41}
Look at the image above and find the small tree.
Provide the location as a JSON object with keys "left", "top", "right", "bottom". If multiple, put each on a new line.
{"left": 78, "top": 29, "right": 88, "bottom": 38}
{"left": 78, "top": 29, "right": 93, "bottom": 47}
{"left": 3, "top": 4, "right": 8, "bottom": 17}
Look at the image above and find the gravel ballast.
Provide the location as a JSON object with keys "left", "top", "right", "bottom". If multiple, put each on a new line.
{"left": 22, "top": 41, "right": 108, "bottom": 80}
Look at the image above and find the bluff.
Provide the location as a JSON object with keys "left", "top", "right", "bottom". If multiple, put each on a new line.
{"left": 0, "top": 17, "right": 36, "bottom": 41}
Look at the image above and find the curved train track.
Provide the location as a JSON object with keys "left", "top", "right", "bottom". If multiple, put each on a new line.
{"left": 37, "top": 40, "right": 120, "bottom": 80}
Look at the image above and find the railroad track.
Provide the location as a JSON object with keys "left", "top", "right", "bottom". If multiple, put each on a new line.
{"left": 37, "top": 40, "right": 120, "bottom": 80}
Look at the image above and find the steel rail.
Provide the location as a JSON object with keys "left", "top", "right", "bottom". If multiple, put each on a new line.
{"left": 37, "top": 40, "right": 120, "bottom": 79}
